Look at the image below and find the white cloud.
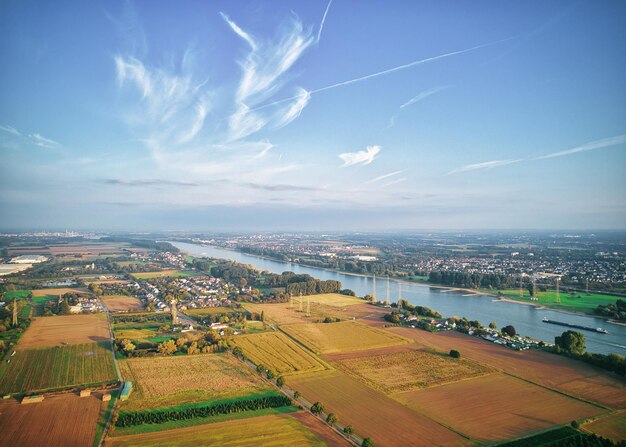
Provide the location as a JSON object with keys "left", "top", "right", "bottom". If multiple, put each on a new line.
{"left": 400, "top": 86, "right": 449, "bottom": 108}
{"left": 219, "top": 12, "right": 257, "bottom": 51}
{"left": 339, "top": 145, "right": 381, "bottom": 167}
{"left": 0, "top": 125, "right": 20, "bottom": 136}
{"left": 447, "top": 159, "right": 523, "bottom": 175}
{"left": 29, "top": 133, "right": 60, "bottom": 148}
{"left": 381, "top": 177, "right": 406, "bottom": 187}
{"left": 365, "top": 170, "right": 403, "bottom": 184}
{"left": 534, "top": 135, "right": 626, "bottom": 160}
{"left": 274, "top": 88, "right": 311, "bottom": 129}
{"left": 317, "top": 0, "right": 333, "bottom": 43}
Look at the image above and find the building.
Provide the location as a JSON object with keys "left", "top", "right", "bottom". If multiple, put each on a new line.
{"left": 10, "top": 255, "right": 48, "bottom": 264}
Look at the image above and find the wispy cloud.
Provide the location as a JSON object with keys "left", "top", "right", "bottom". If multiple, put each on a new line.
{"left": 381, "top": 177, "right": 406, "bottom": 187}
{"left": 446, "top": 159, "right": 523, "bottom": 175}
{"left": 30, "top": 133, "right": 61, "bottom": 148}
{"left": 534, "top": 135, "right": 626, "bottom": 160}
{"left": 274, "top": 88, "right": 310, "bottom": 129}
{"left": 243, "top": 182, "right": 320, "bottom": 192}
{"left": 365, "top": 170, "right": 404, "bottom": 184}
{"left": 339, "top": 145, "right": 381, "bottom": 167}
{"left": 219, "top": 12, "right": 257, "bottom": 51}
{"left": 316, "top": 0, "right": 333, "bottom": 43}
{"left": 0, "top": 125, "right": 20, "bottom": 136}
{"left": 400, "top": 86, "right": 449, "bottom": 108}
{"left": 103, "top": 178, "right": 199, "bottom": 187}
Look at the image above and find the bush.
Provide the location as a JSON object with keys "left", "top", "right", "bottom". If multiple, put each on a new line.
{"left": 449, "top": 349, "right": 461, "bottom": 359}
{"left": 571, "top": 420, "right": 580, "bottom": 429}
{"left": 326, "top": 412, "right": 337, "bottom": 425}
{"left": 310, "top": 401, "right": 325, "bottom": 415}
{"left": 343, "top": 425, "right": 353, "bottom": 435}
{"left": 362, "top": 438, "right": 374, "bottom": 447}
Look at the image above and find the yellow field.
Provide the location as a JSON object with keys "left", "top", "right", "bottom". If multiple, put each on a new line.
{"left": 105, "top": 413, "right": 332, "bottom": 447}
{"left": 114, "top": 329, "right": 156, "bottom": 341}
{"left": 231, "top": 332, "right": 328, "bottom": 375}
{"left": 582, "top": 410, "right": 626, "bottom": 443}
{"left": 335, "top": 349, "right": 494, "bottom": 393}
{"left": 281, "top": 321, "right": 410, "bottom": 354}
{"left": 245, "top": 302, "right": 344, "bottom": 325}
{"left": 131, "top": 270, "right": 180, "bottom": 279}
{"left": 295, "top": 293, "right": 364, "bottom": 307}
{"left": 118, "top": 353, "right": 270, "bottom": 409}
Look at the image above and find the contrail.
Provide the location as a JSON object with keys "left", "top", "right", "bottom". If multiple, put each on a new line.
{"left": 317, "top": 0, "right": 333, "bottom": 43}
{"left": 249, "top": 36, "right": 514, "bottom": 113}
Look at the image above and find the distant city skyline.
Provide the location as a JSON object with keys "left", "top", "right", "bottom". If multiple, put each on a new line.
{"left": 1, "top": 1, "right": 625, "bottom": 231}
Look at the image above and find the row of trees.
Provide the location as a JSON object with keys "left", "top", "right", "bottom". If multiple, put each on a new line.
{"left": 285, "top": 279, "right": 341, "bottom": 296}
{"left": 428, "top": 271, "right": 516, "bottom": 290}
{"left": 395, "top": 299, "right": 442, "bottom": 318}
{"left": 116, "top": 394, "right": 292, "bottom": 427}
{"left": 552, "top": 330, "right": 626, "bottom": 377}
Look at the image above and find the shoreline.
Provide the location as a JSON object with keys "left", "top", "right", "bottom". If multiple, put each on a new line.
{"left": 174, "top": 241, "right": 616, "bottom": 323}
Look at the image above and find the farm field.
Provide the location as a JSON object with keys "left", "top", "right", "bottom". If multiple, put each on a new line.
{"left": 105, "top": 413, "right": 343, "bottom": 447}
{"left": 185, "top": 307, "right": 243, "bottom": 318}
{"left": 246, "top": 302, "right": 387, "bottom": 326}
{"left": 18, "top": 314, "right": 110, "bottom": 348}
{"left": 287, "top": 370, "right": 470, "bottom": 447}
{"left": 295, "top": 293, "right": 365, "bottom": 307}
{"left": 231, "top": 332, "right": 328, "bottom": 375}
{"left": 118, "top": 353, "right": 270, "bottom": 409}
{"left": 387, "top": 327, "right": 626, "bottom": 408}
{"left": 582, "top": 410, "right": 626, "bottom": 443}
{"left": 103, "top": 295, "right": 144, "bottom": 312}
{"left": 131, "top": 270, "right": 182, "bottom": 279}
{"left": 395, "top": 373, "right": 605, "bottom": 443}
{"left": 333, "top": 348, "right": 493, "bottom": 393}
{"left": 31, "top": 295, "right": 56, "bottom": 316}
{"left": 0, "top": 393, "right": 103, "bottom": 447}
{"left": 48, "top": 243, "right": 128, "bottom": 255}
{"left": 31, "top": 287, "right": 89, "bottom": 297}
{"left": 0, "top": 341, "right": 116, "bottom": 394}
{"left": 496, "top": 289, "right": 620, "bottom": 313}
{"left": 281, "top": 321, "right": 410, "bottom": 354}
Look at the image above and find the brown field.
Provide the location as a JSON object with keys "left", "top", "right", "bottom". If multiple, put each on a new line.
{"left": 48, "top": 244, "right": 127, "bottom": 255}
{"left": 131, "top": 270, "right": 180, "bottom": 279}
{"left": 231, "top": 332, "right": 328, "bottom": 376}
{"left": 296, "top": 293, "right": 365, "bottom": 307}
{"left": 333, "top": 348, "right": 493, "bottom": 394}
{"left": 118, "top": 353, "right": 270, "bottom": 409}
{"left": 103, "top": 295, "right": 144, "bottom": 312}
{"left": 31, "top": 287, "right": 89, "bottom": 297}
{"left": 387, "top": 327, "right": 626, "bottom": 408}
{"left": 0, "top": 393, "right": 103, "bottom": 447}
{"left": 86, "top": 279, "right": 131, "bottom": 285}
{"left": 396, "top": 373, "right": 605, "bottom": 443}
{"left": 582, "top": 410, "right": 626, "bottom": 443}
{"left": 281, "top": 321, "right": 410, "bottom": 354}
{"left": 18, "top": 314, "right": 110, "bottom": 348}
{"left": 288, "top": 370, "right": 470, "bottom": 447}
{"left": 105, "top": 413, "right": 344, "bottom": 447}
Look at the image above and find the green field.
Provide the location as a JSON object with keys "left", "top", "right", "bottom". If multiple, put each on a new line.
{"left": 496, "top": 289, "right": 621, "bottom": 314}
{"left": 0, "top": 341, "right": 117, "bottom": 394}
{"left": 32, "top": 295, "right": 56, "bottom": 316}
{"left": 4, "top": 290, "right": 31, "bottom": 300}
{"left": 495, "top": 426, "right": 586, "bottom": 446}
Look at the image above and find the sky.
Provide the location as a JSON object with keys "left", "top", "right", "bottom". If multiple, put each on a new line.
{"left": 0, "top": 0, "right": 625, "bottom": 231}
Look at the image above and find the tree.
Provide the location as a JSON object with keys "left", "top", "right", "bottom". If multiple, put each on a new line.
{"left": 187, "top": 341, "right": 199, "bottom": 355}
{"left": 449, "top": 349, "right": 461, "bottom": 359}
{"left": 571, "top": 420, "right": 580, "bottom": 429}
{"left": 364, "top": 294, "right": 375, "bottom": 302}
{"left": 501, "top": 325, "right": 516, "bottom": 337}
{"left": 158, "top": 339, "right": 177, "bottom": 355}
{"left": 310, "top": 401, "right": 325, "bottom": 415}
{"left": 343, "top": 425, "right": 353, "bottom": 435}
{"left": 326, "top": 413, "right": 337, "bottom": 425}
{"left": 121, "top": 339, "right": 136, "bottom": 354}
{"left": 555, "top": 330, "right": 586, "bottom": 356}
{"left": 362, "top": 438, "right": 374, "bottom": 447}
{"left": 256, "top": 364, "right": 266, "bottom": 374}
{"left": 59, "top": 299, "right": 71, "bottom": 315}
{"left": 266, "top": 370, "right": 276, "bottom": 380}
{"left": 489, "top": 322, "right": 497, "bottom": 329}
{"left": 232, "top": 346, "right": 244, "bottom": 358}
{"left": 527, "top": 283, "right": 535, "bottom": 297}
{"left": 276, "top": 376, "right": 285, "bottom": 387}
{"left": 293, "top": 391, "right": 301, "bottom": 400}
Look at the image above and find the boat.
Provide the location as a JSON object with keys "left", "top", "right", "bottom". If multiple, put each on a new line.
{"left": 542, "top": 317, "right": 608, "bottom": 334}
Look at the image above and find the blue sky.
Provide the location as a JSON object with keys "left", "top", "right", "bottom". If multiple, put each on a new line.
{"left": 1, "top": 0, "right": 625, "bottom": 231}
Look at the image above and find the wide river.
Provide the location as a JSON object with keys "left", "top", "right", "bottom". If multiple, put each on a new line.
{"left": 172, "top": 241, "right": 626, "bottom": 356}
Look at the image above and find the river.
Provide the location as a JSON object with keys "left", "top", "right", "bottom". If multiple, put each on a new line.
{"left": 171, "top": 241, "right": 626, "bottom": 356}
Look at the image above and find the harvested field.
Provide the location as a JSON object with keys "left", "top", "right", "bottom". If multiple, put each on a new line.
{"left": 114, "top": 328, "right": 157, "bottom": 341}
{"left": 582, "top": 410, "right": 626, "bottom": 443}
{"left": 288, "top": 370, "right": 470, "bottom": 447}
{"left": 396, "top": 373, "right": 605, "bottom": 443}
{"left": 334, "top": 348, "right": 493, "bottom": 393}
{"left": 86, "top": 279, "right": 131, "bottom": 285}
{"left": 387, "top": 327, "right": 626, "bottom": 408}
{"left": 282, "top": 321, "right": 410, "bottom": 354}
{"left": 0, "top": 393, "right": 103, "bottom": 447}
{"left": 131, "top": 270, "right": 182, "bottom": 279}
{"left": 31, "top": 287, "right": 89, "bottom": 297}
{"left": 48, "top": 244, "right": 127, "bottom": 255}
{"left": 231, "top": 332, "right": 327, "bottom": 376}
{"left": 105, "top": 413, "right": 335, "bottom": 447}
{"left": 118, "top": 353, "right": 270, "bottom": 409}
{"left": 0, "top": 342, "right": 116, "bottom": 394}
{"left": 103, "top": 295, "right": 144, "bottom": 312}
{"left": 18, "top": 314, "right": 110, "bottom": 348}
{"left": 296, "top": 293, "right": 364, "bottom": 307}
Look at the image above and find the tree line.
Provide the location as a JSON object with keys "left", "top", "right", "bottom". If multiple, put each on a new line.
{"left": 116, "top": 394, "right": 292, "bottom": 427}
{"left": 428, "top": 271, "right": 516, "bottom": 290}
